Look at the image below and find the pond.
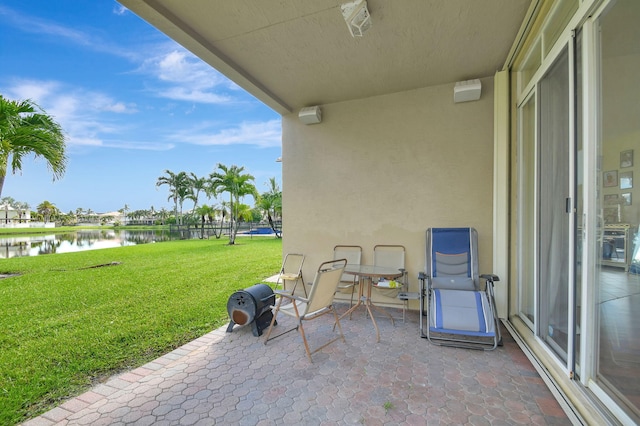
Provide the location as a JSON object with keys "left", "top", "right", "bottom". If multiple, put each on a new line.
{"left": 0, "top": 229, "right": 206, "bottom": 258}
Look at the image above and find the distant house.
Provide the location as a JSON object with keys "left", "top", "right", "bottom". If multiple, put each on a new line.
{"left": 0, "top": 204, "right": 31, "bottom": 228}
{"left": 99, "top": 211, "right": 125, "bottom": 225}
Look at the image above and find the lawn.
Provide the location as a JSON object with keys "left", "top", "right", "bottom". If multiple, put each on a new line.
{"left": 0, "top": 237, "right": 282, "bottom": 425}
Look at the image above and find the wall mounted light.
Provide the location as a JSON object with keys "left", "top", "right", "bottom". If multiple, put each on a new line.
{"left": 340, "top": 0, "right": 372, "bottom": 37}
{"left": 453, "top": 79, "right": 482, "bottom": 103}
{"left": 298, "top": 106, "right": 322, "bottom": 125}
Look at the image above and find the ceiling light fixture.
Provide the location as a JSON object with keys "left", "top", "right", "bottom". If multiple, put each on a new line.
{"left": 340, "top": 0, "right": 372, "bottom": 37}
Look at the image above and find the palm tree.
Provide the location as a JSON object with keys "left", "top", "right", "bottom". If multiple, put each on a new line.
{"left": 86, "top": 208, "right": 96, "bottom": 224}
{"left": 175, "top": 183, "right": 192, "bottom": 225}
{"left": 157, "top": 207, "right": 169, "bottom": 225}
{"left": 257, "top": 177, "right": 282, "bottom": 237}
{"left": 75, "top": 207, "right": 84, "bottom": 223}
{"left": 0, "top": 96, "right": 67, "bottom": 198}
{"left": 195, "top": 204, "right": 214, "bottom": 239}
{"left": 236, "top": 203, "right": 254, "bottom": 223}
{"left": 209, "top": 163, "right": 258, "bottom": 244}
{"left": 210, "top": 202, "right": 228, "bottom": 239}
{"left": 15, "top": 201, "right": 29, "bottom": 224}
{"left": 37, "top": 200, "right": 58, "bottom": 223}
{"left": 119, "top": 204, "right": 129, "bottom": 225}
{"left": 0, "top": 196, "right": 16, "bottom": 206}
{"left": 156, "top": 170, "right": 189, "bottom": 225}
{"left": 187, "top": 173, "right": 209, "bottom": 212}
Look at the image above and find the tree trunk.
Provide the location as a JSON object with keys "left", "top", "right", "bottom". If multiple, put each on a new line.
{"left": 267, "top": 213, "right": 282, "bottom": 238}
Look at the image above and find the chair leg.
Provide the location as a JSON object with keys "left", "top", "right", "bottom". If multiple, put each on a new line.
{"left": 298, "top": 322, "right": 313, "bottom": 362}
{"left": 349, "top": 286, "right": 355, "bottom": 315}
{"left": 263, "top": 298, "right": 282, "bottom": 344}
{"left": 332, "top": 307, "right": 346, "bottom": 343}
{"left": 289, "top": 277, "right": 308, "bottom": 297}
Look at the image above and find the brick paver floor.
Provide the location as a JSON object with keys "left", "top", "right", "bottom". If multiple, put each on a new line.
{"left": 23, "top": 306, "right": 572, "bottom": 425}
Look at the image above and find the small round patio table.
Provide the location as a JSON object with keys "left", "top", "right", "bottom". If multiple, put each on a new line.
{"left": 339, "top": 264, "right": 403, "bottom": 343}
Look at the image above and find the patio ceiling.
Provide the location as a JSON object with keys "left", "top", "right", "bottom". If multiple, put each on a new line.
{"left": 120, "top": 0, "right": 532, "bottom": 115}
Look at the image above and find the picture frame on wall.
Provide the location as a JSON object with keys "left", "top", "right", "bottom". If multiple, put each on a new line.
{"left": 621, "top": 192, "right": 632, "bottom": 206}
{"left": 620, "top": 171, "right": 633, "bottom": 189}
{"left": 604, "top": 170, "right": 618, "bottom": 187}
{"left": 621, "top": 149, "right": 634, "bottom": 168}
{"left": 604, "top": 194, "right": 619, "bottom": 204}
{"left": 604, "top": 205, "right": 621, "bottom": 223}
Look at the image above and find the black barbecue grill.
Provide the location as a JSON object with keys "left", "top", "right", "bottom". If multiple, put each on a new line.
{"left": 226, "top": 284, "right": 276, "bottom": 336}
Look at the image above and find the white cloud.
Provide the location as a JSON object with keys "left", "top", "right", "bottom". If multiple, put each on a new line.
{"left": 2, "top": 78, "right": 150, "bottom": 150}
{"left": 0, "top": 5, "right": 89, "bottom": 47}
{"left": 139, "top": 48, "right": 237, "bottom": 105}
{"left": 0, "top": 5, "right": 137, "bottom": 61}
{"left": 2, "top": 5, "right": 240, "bottom": 107}
{"left": 89, "top": 94, "right": 138, "bottom": 114}
{"left": 68, "top": 137, "right": 103, "bottom": 147}
{"left": 169, "top": 120, "right": 282, "bottom": 148}
{"left": 101, "top": 140, "right": 175, "bottom": 151}
{"left": 161, "top": 87, "right": 231, "bottom": 104}
{"left": 6, "top": 80, "right": 59, "bottom": 104}
{"left": 113, "top": 4, "right": 128, "bottom": 16}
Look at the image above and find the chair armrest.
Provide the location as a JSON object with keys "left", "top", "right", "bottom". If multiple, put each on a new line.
{"left": 275, "top": 291, "right": 308, "bottom": 303}
{"left": 418, "top": 272, "right": 429, "bottom": 280}
{"left": 480, "top": 274, "right": 500, "bottom": 283}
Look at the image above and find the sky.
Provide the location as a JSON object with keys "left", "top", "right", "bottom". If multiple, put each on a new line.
{"left": 0, "top": 1, "right": 282, "bottom": 214}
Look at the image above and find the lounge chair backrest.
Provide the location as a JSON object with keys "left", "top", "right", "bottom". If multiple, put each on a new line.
{"left": 427, "top": 228, "right": 478, "bottom": 291}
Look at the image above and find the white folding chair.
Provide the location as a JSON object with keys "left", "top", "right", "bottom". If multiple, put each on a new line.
{"left": 275, "top": 253, "right": 306, "bottom": 296}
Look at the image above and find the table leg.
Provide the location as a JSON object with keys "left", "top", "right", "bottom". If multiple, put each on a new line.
{"left": 338, "top": 276, "right": 365, "bottom": 321}
{"left": 363, "top": 278, "right": 381, "bottom": 342}
{"left": 337, "top": 274, "right": 397, "bottom": 343}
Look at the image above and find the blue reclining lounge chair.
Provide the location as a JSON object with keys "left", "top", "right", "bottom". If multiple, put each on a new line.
{"left": 419, "top": 227, "right": 502, "bottom": 350}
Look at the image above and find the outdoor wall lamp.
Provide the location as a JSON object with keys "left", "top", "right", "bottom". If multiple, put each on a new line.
{"left": 453, "top": 79, "right": 482, "bottom": 103}
{"left": 298, "top": 106, "right": 322, "bottom": 125}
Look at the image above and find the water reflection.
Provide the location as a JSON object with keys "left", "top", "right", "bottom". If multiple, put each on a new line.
{"left": 0, "top": 229, "right": 199, "bottom": 258}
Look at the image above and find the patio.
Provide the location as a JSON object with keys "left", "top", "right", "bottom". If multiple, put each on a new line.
{"left": 25, "top": 305, "right": 571, "bottom": 425}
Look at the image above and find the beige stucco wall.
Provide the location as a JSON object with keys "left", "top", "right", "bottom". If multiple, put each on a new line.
{"left": 280, "top": 78, "right": 496, "bottom": 308}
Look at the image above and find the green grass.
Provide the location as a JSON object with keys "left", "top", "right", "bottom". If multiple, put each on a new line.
{"left": 0, "top": 238, "right": 282, "bottom": 425}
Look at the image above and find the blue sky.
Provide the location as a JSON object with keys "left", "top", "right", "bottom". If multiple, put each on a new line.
{"left": 0, "top": 1, "right": 282, "bottom": 214}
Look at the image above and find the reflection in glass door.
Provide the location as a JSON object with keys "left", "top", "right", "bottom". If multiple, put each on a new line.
{"left": 538, "top": 46, "right": 572, "bottom": 361}
{"left": 595, "top": 0, "right": 640, "bottom": 419}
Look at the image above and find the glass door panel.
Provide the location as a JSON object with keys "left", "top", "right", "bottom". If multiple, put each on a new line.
{"left": 596, "top": 0, "right": 640, "bottom": 419}
{"left": 574, "top": 30, "right": 582, "bottom": 379}
{"left": 538, "top": 46, "right": 571, "bottom": 362}
{"left": 518, "top": 94, "right": 537, "bottom": 327}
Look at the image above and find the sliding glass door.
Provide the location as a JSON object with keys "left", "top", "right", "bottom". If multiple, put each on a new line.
{"left": 516, "top": 40, "right": 578, "bottom": 370}
{"left": 538, "top": 47, "right": 572, "bottom": 362}
{"left": 594, "top": 0, "right": 640, "bottom": 419}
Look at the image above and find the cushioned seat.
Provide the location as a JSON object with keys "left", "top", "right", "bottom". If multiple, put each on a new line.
{"left": 419, "top": 227, "right": 501, "bottom": 350}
